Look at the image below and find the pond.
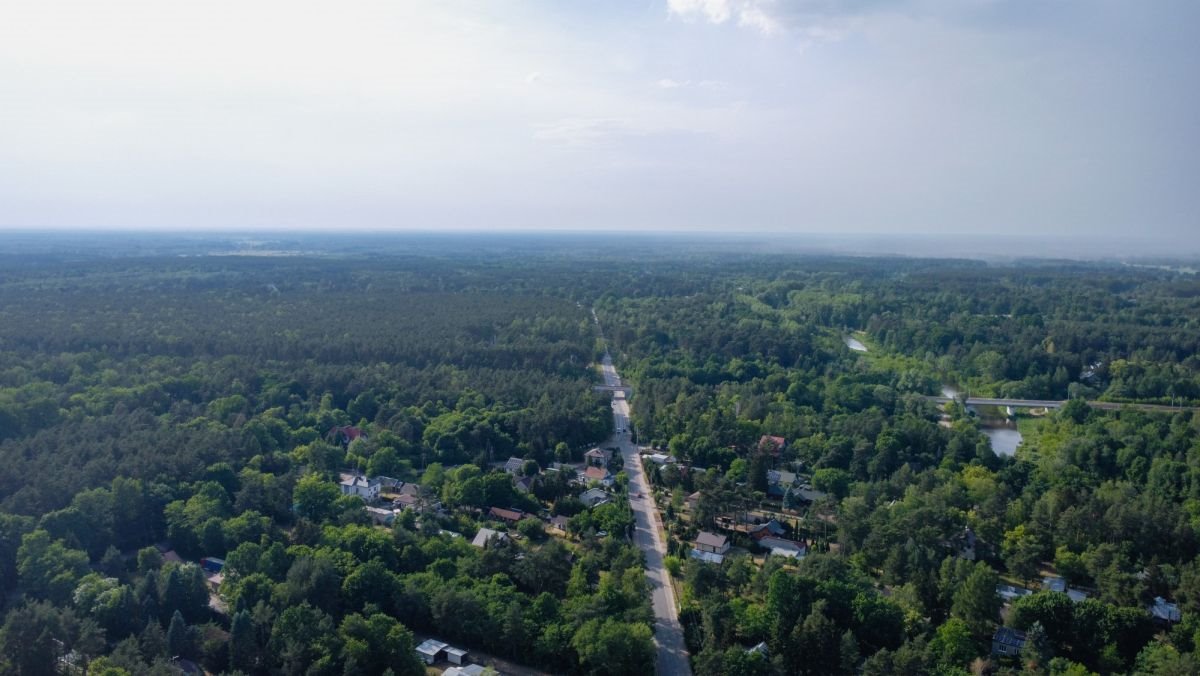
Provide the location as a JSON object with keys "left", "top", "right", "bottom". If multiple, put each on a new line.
{"left": 845, "top": 336, "right": 868, "bottom": 352}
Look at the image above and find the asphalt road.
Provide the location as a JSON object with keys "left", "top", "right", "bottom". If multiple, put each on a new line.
{"left": 601, "top": 353, "right": 693, "bottom": 676}
{"left": 926, "top": 395, "right": 1199, "bottom": 413}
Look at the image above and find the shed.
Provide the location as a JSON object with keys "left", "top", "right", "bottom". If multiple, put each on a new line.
{"left": 415, "top": 638, "right": 447, "bottom": 665}
{"left": 445, "top": 646, "right": 468, "bottom": 665}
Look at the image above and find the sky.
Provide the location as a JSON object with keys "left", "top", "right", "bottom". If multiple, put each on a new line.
{"left": 0, "top": 0, "right": 1197, "bottom": 239}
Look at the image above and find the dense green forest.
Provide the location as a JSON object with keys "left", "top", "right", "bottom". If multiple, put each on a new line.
{"left": 1, "top": 236, "right": 1198, "bottom": 675}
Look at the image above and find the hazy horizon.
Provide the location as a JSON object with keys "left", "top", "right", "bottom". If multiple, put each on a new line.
{"left": 1, "top": 228, "right": 1197, "bottom": 263}
{"left": 1, "top": 1, "right": 1197, "bottom": 238}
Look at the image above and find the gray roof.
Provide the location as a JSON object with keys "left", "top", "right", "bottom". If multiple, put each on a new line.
{"left": 471, "top": 527, "right": 507, "bottom": 548}
{"left": 696, "top": 531, "right": 727, "bottom": 549}
{"left": 993, "top": 627, "right": 1026, "bottom": 648}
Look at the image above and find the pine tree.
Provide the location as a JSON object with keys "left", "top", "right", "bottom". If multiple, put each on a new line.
{"left": 229, "top": 609, "right": 256, "bottom": 672}
{"left": 166, "top": 610, "right": 190, "bottom": 659}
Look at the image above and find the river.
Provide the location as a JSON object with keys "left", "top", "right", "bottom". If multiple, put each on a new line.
{"left": 941, "top": 384, "right": 1022, "bottom": 456}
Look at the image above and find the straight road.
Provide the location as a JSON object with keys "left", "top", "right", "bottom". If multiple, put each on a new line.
{"left": 926, "top": 395, "right": 1199, "bottom": 413}
{"left": 601, "top": 352, "right": 692, "bottom": 676}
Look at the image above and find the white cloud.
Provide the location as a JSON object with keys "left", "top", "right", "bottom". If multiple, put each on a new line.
{"left": 667, "top": 0, "right": 735, "bottom": 24}
{"left": 657, "top": 78, "right": 685, "bottom": 88}
{"left": 668, "top": 0, "right": 784, "bottom": 34}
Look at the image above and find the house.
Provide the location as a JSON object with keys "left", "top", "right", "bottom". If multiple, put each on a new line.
{"left": 514, "top": 475, "right": 536, "bottom": 494}
{"left": 646, "top": 453, "right": 674, "bottom": 465}
{"left": 584, "top": 448, "right": 612, "bottom": 468}
{"left": 1151, "top": 597, "right": 1182, "bottom": 623}
{"left": 504, "top": 457, "right": 525, "bottom": 475}
{"left": 328, "top": 426, "right": 367, "bottom": 446}
{"left": 758, "top": 536, "right": 807, "bottom": 559}
{"left": 374, "top": 476, "right": 403, "bottom": 490}
{"left": 339, "top": 474, "right": 380, "bottom": 500}
{"left": 397, "top": 482, "right": 421, "bottom": 497}
{"left": 785, "top": 486, "right": 827, "bottom": 507}
{"left": 366, "top": 506, "right": 396, "bottom": 525}
{"left": 758, "top": 435, "right": 786, "bottom": 455}
{"left": 445, "top": 666, "right": 492, "bottom": 676}
{"left": 549, "top": 515, "right": 571, "bottom": 533}
{"left": 1042, "top": 576, "right": 1089, "bottom": 603}
{"left": 992, "top": 627, "right": 1027, "bottom": 656}
{"left": 416, "top": 639, "right": 448, "bottom": 665}
{"left": 695, "top": 531, "right": 730, "bottom": 555}
{"left": 579, "top": 487, "right": 610, "bottom": 508}
{"left": 489, "top": 506, "right": 524, "bottom": 523}
{"left": 748, "top": 520, "right": 787, "bottom": 540}
{"left": 747, "top": 641, "right": 768, "bottom": 657}
{"left": 471, "top": 528, "right": 509, "bottom": 549}
{"left": 581, "top": 466, "right": 614, "bottom": 487}
{"left": 996, "top": 584, "right": 1033, "bottom": 602}
{"left": 392, "top": 493, "right": 419, "bottom": 510}
{"left": 200, "top": 557, "right": 225, "bottom": 574}
{"left": 767, "top": 469, "right": 798, "bottom": 497}
{"left": 685, "top": 491, "right": 701, "bottom": 511}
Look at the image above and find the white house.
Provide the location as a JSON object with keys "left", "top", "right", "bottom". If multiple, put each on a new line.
{"left": 339, "top": 475, "right": 380, "bottom": 500}
{"left": 695, "top": 531, "right": 730, "bottom": 555}
{"left": 579, "top": 487, "right": 610, "bottom": 508}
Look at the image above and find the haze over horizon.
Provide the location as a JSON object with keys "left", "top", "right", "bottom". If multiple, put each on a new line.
{"left": 1, "top": 1, "right": 1197, "bottom": 239}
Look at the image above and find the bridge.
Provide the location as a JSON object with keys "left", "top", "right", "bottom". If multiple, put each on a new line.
{"left": 925, "top": 396, "right": 1199, "bottom": 414}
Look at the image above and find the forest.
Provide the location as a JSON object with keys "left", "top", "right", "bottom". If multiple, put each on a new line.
{"left": 1, "top": 235, "right": 1199, "bottom": 675}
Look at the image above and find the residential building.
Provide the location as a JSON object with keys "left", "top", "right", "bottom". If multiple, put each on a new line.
{"left": 579, "top": 487, "right": 610, "bottom": 508}
{"left": 992, "top": 627, "right": 1027, "bottom": 656}
{"left": 996, "top": 584, "right": 1033, "bottom": 602}
{"left": 584, "top": 447, "right": 612, "bottom": 468}
{"left": 504, "top": 457, "right": 525, "bottom": 475}
{"left": 748, "top": 520, "right": 786, "bottom": 540}
{"left": 488, "top": 506, "right": 524, "bottom": 523}
{"left": 695, "top": 531, "right": 730, "bottom": 555}
{"left": 339, "top": 474, "right": 380, "bottom": 500}
{"left": 580, "top": 466, "right": 614, "bottom": 487}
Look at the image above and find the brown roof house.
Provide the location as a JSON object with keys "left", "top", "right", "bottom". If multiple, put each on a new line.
{"left": 489, "top": 506, "right": 525, "bottom": 523}
{"left": 580, "top": 466, "right": 614, "bottom": 488}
